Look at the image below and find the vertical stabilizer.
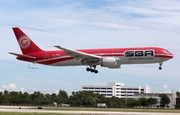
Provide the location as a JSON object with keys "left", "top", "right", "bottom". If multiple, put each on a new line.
{"left": 12, "top": 27, "right": 43, "bottom": 54}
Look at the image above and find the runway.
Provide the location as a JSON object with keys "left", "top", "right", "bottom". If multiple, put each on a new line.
{"left": 0, "top": 106, "right": 179, "bottom": 115}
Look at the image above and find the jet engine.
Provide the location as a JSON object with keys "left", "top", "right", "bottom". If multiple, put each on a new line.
{"left": 101, "top": 57, "right": 120, "bottom": 68}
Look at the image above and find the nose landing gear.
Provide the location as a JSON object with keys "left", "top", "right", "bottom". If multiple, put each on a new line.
{"left": 159, "top": 62, "right": 162, "bottom": 70}
{"left": 159, "top": 66, "right": 162, "bottom": 70}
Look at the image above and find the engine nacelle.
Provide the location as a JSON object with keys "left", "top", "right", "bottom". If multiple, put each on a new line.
{"left": 101, "top": 57, "right": 120, "bottom": 68}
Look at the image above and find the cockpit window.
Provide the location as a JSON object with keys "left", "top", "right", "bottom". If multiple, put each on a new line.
{"left": 164, "top": 50, "right": 169, "bottom": 53}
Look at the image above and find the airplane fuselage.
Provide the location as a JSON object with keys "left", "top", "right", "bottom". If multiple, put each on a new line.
{"left": 16, "top": 47, "right": 173, "bottom": 67}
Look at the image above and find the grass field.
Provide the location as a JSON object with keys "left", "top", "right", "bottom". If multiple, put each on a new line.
{"left": 0, "top": 106, "right": 180, "bottom": 115}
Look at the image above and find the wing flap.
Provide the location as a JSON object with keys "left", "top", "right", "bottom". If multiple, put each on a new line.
{"left": 9, "top": 52, "right": 36, "bottom": 59}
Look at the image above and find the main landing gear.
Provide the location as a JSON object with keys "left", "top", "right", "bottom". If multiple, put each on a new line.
{"left": 159, "top": 62, "right": 163, "bottom": 70}
{"left": 86, "top": 66, "right": 98, "bottom": 74}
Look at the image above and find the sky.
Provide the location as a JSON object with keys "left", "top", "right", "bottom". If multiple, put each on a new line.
{"left": 0, "top": 0, "right": 180, "bottom": 94}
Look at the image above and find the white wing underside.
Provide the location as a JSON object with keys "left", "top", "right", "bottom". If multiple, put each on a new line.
{"left": 54, "top": 46, "right": 102, "bottom": 66}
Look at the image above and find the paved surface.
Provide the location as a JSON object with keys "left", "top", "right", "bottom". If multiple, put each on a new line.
{"left": 0, "top": 106, "right": 179, "bottom": 115}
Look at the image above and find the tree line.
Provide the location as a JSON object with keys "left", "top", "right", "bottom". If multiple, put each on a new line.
{"left": 0, "top": 90, "right": 171, "bottom": 108}
{"left": 176, "top": 91, "right": 180, "bottom": 109}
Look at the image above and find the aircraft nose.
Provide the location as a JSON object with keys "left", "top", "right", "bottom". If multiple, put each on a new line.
{"left": 169, "top": 52, "right": 174, "bottom": 58}
{"left": 166, "top": 51, "right": 174, "bottom": 59}
{"left": 164, "top": 49, "right": 173, "bottom": 59}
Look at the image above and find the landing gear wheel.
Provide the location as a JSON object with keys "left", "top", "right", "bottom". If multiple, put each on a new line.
{"left": 159, "top": 62, "right": 163, "bottom": 70}
{"left": 86, "top": 68, "right": 90, "bottom": 71}
{"left": 86, "top": 66, "right": 98, "bottom": 74}
{"left": 90, "top": 69, "right": 94, "bottom": 72}
{"left": 159, "top": 66, "right": 162, "bottom": 70}
{"left": 94, "top": 70, "right": 98, "bottom": 74}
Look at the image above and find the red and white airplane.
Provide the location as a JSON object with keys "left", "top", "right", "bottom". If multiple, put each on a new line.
{"left": 9, "top": 27, "right": 173, "bottom": 74}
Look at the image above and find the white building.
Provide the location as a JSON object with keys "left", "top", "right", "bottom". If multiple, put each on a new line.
{"left": 82, "top": 82, "right": 176, "bottom": 108}
{"left": 82, "top": 82, "right": 149, "bottom": 99}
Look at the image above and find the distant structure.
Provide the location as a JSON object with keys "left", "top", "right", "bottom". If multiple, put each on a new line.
{"left": 82, "top": 82, "right": 149, "bottom": 99}
{"left": 82, "top": 82, "right": 175, "bottom": 108}
{"left": 134, "top": 93, "right": 175, "bottom": 108}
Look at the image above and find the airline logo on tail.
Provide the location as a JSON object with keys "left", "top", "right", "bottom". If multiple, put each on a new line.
{"left": 18, "top": 36, "right": 31, "bottom": 49}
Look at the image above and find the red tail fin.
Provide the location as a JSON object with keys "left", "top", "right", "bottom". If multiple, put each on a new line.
{"left": 12, "top": 27, "right": 43, "bottom": 54}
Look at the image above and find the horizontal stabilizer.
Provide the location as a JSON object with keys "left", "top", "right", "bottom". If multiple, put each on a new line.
{"left": 9, "top": 52, "right": 36, "bottom": 59}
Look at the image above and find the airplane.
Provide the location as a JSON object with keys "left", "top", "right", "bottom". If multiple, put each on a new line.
{"left": 9, "top": 27, "right": 173, "bottom": 74}
{"left": 28, "top": 65, "right": 39, "bottom": 69}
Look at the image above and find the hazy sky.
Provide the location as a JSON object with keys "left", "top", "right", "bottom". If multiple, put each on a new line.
{"left": 0, "top": 0, "right": 180, "bottom": 94}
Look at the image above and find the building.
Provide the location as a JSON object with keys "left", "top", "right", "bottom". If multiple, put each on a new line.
{"left": 82, "top": 82, "right": 149, "bottom": 99}
{"left": 82, "top": 82, "right": 176, "bottom": 108}
{"left": 134, "top": 93, "right": 175, "bottom": 108}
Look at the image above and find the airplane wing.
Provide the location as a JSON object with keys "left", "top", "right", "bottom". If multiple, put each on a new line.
{"left": 54, "top": 46, "right": 102, "bottom": 65}
{"left": 9, "top": 52, "right": 36, "bottom": 59}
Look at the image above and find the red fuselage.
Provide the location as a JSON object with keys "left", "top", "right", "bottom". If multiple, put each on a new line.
{"left": 16, "top": 47, "right": 173, "bottom": 66}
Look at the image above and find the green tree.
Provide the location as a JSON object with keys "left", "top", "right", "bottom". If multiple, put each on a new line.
{"left": 138, "top": 97, "right": 149, "bottom": 108}
{"left": 51, "top": 93, "right": 58, "bottom": 102}
{"left": 148, "top": 97, "right": 157, "bottom": 108}
{"left": 2, "top": 90, "right": 9, "bottom": 105}
{"left": 176, "top": 91, "right": 180, "bottom": 97}
{"left": 9, "top": 91, "right": 20, "bottom": 105}
{"left": 0, "top": 92, "right": 3, "bottom": 105}
{"left": 42, "top": 94, "right": 52, "bottom": 105}
{"left": 69, "top": 91, "right": 103, "bottom": 107}
{"left": 30, "top": 91, "right": 44, "bottom": 106}
{"left": 176, "top": 91, "right": 180, "bottom": 108}
{"left": 57, "top": 90, "right": 68, "bottom": 104}
{"left": 159, "top": 94, "right": 170, "bottom": 109}
{"left": 126, "top": 99, "right": 139, "bottom": 108}
{"left": 106, "top": 96, "right": 123, "bottom": 108}
{"left": 89, "top": 98, "right": 96, "bottom": 107}
{"left": 21, "top": 92, "right": 30, "bottom": 105}
{"left": 175, "top": 97, "right": 180, "bottom": 109}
